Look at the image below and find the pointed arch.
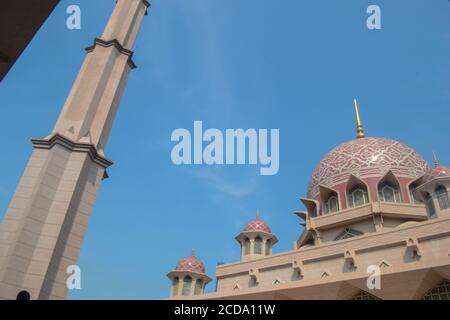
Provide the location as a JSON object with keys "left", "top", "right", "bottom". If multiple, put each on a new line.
{"left": 436, "top": 185, "right": 450, "bottom": 210}
{"left": 182, "top": 275, "right": 192, "bottom": 296}
{"left": 346, "top": 175, "right": 370, "bottom": 208}
{"left": 194, "top": 279, "right": 203, "bottom": 295}
{"left": 424, "top": 192, "right": 436, "bottom": 218}
{"left": 254, "top": 236, "right": 263, "bottom": 254}
{"left": 243, "top": 237, "right": 251, "bottom": 255}
{"left": 172, "top": 277, "right": 180, "bottom": 296}
{"left": 407, "top": 177, "right": 424, "bottom": 204}
{"left": 334, "top": 228, "right": 364, "bottom": 241}
{"left": 352, "top": 290, "right": 381, "bottom": 300}
{"left": 319, "top": 185, "right": 340, "bottom": 214}
{"left": 378, "top": 171, "right": 402, "bottom": 203}
{"left": 422, "top": 280, "right": 450, "bottom": 300}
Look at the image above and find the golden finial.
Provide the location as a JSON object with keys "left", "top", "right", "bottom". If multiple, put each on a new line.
{"left": 432, "top": 151, "right": 440, "bottom": 167}
{"left": 191, "top": 244, "right": 195, "bottom": 256}
{"left": 256, "top": 210, "right": 260, "bottom": 220}
{"left": 353, "top": 98, "right": 365, "bottom": 139}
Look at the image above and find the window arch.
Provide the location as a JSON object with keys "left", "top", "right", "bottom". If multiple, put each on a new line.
{"left": 422, "top": 281, "right": 450, "bottom": 300}
{"left": 347, "top": 184, "right": 369, "bottom": 208}
{"left": 324, "top": 194, "right": 339, "bottom": 214}
{"left": 352, "top": 290, "right": 381, "bottom": 300}
{"left": 265, "top": 239, "right": 271, "bottom": 256}
{"left": 194, "top": 279, "right": 203, "bottom": 295}
{"left": 254, "top": 236, "right": 263, "bottom": 255}
{"left": 16, "top": 290, "right": 31, "bottom": 300}
{"left": 409, "top": 182, "right": 422, "bottom": 204}
{"left": 182, "top": 275, "right": 192, "bottom": 296}
{"left": 335, "top": 228, "right": 363, "bottom": 241}
{"left": 172, "top": 277, "right": 180, "bottom": 296}
{"left": 249, "top": 277, "right": 258, "bottom": 288}
{"left": 243, "top": 238, "right": 251, "bottom": 255}
{"left": 425, "top": 192, "right": 436, "bottom": 218}
{"left": 378, "top": 181, "right": 402, "bottom": 203}
{"left": 436, "top": 185, "right": 450, "bottom": 210}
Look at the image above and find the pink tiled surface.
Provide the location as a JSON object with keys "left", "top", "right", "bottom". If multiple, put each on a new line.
{"left": 244, "top": 219, "right": 271, "bottom": 233}
{"left": 423, "top": 166, "right": 450, "bottom": 182}
{"left": 176, "top": 255, "right": 206, "bottom": 274}
{"left": 308, "top": 137, "right": 429, "bottom": 198}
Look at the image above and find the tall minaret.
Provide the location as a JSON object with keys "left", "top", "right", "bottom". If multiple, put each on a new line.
{"left": 0, "top": 0, "right": 150, "bottom": 300}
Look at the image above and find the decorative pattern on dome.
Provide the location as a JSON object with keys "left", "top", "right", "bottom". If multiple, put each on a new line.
{"left": 308, "top": 137, "right": 429, "bottom": 198}
{"left": 422, "top": 166, "right": 450, "bottom": 183}
{"left": 244, "top": 219, "right": 271, "bottom": 233}
{"left": 175, "top": 255, "right": 206, "bottom": 274}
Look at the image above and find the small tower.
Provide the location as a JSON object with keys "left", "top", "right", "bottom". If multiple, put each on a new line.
{"left": 167, "top": 250, "right": 212, "bottom": 298}
{"left": 235, "top": 212, "right": 278, "bottom": 262}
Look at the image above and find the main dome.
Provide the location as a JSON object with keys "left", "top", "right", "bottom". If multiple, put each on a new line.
{"left": 308, "top": 137, "right": 429, "bottom": 199}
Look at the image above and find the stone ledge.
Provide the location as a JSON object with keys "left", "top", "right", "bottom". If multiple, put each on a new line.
{"left": 31, "top": 134, "right": 113, "bottom": 169}
{"left": 85, "top": 38, "right": 137, "bottom": 69}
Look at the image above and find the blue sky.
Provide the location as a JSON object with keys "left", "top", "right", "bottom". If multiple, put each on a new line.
{"left": 0, "top": 0, "right": 449, "bottom": 299}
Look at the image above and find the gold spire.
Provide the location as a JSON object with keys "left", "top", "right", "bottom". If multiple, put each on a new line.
{"left": 353, "top": 98, "right": 365, "bottom": 139}
{"left": 192, "top": 244, "right": 195, "bottom": 256}
{"left": 433, "top": 151, "right": 440, "bottom": 167}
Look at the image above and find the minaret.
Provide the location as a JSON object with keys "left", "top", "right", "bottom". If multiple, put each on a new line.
{"left": 236, "top": 212, "right": 278, "bottom": 262}
{"left": 353, "top": 98, "right": 365, "bottom": 139}
{"left": 167, "top": 250, "right": 212, "bottom": 298}
{"left": 0, "top": 0, "right": 149, "bottom": 300}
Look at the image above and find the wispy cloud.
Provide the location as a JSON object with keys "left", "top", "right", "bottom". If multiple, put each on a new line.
{"left": 189, "top": 167, "right": 258, "bottom": 198}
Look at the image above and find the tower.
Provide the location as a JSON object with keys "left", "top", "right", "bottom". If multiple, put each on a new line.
{"left": 167, "top": 250, "right": 212, "bottom": 297}
{"left": 0, "top": 0, "right": 149, "bottom": 300}
{"left": 235, "top": 212, "right": 278, "bottom": 262}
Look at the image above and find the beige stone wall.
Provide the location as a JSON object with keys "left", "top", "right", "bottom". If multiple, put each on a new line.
{"left": 0, "top": 143, "right": 104, "bottom": 299}
{"left": 210, "top": 212, "right": 450, "bottom": 299}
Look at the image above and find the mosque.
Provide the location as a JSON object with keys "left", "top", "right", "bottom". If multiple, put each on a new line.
{"left": 0, "top": 0, "right": 449, "bottom": 300}
{"left": 167, "top": 100, "right": 450, "bottom": 300}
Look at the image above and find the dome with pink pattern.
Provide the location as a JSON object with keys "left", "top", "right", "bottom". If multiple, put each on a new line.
{"left": 308, "top": 137, "right": 429, "bottom": 199}
{"left": 175, "top": 255, "right": 206, "bottom": 274}
{"left": 244, "top": 218, "right": 272, "bottom": 233}
{"left": 422, "top": 166, "right": 450, "bottom": 183}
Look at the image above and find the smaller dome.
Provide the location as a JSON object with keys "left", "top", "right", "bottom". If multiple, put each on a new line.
{"left": 422, "top": 166, "right": 450, "bottom": 183}
{"left": 244, "top": 219, "right": 271, "bottom": 233}
{"left": 176, "top": 255, "right": 205, "bottom": 274}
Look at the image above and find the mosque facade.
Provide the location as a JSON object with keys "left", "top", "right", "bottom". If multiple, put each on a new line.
{"left": 168, "top": 101, "right": 450, "bottom": 300}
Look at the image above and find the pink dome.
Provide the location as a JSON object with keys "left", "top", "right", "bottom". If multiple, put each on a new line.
{"left": 244, "top": 219, "right": 271, "bottom": 233}
{"left": 308, "top": 137, "right": 429, "bottom": 199}
{"left": 175, "top": 255, "right": 205, "bottom": 274}
{"left": 422, "top": 166, "right": 450, "bottom": 183}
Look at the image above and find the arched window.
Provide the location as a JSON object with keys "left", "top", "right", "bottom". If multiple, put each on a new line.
{"left": 194, "top": 279, "right": 203, "bottom": 295}
{"left": 425, "top": 192, "right": 436, "bottom": 218}
{"left": 172, "top": 277, "right": 180, "bottom": 296}
{"left": 265, "top": 239, "right": 271, "bottom": 256}
{"left": 16, "top": 290, "right": 31, "bottom": 300}
{"left": 436, "top": 185, "right": 450, "bottom": 210}
{"left": 409, "top": 183, "right": 422, "bottom": 204}
{"left": 324, "top": 195, "right": 339, "bottom": 214}
{"left": 422, "top": 281, "right": 450, "bottom": 300}
{"left": 347, "top": 185, "right": 369, "bottom": 208}
{"left": 378, "top": 182, "right": 402, "bottom": 203}
{"left": 249, "top": 277, "right": 258, "bottom": 288}
{"left": 335, "top": 228, "right": 363, "bottom": 241}
{"left": 254, "top": 236, "right": 263, "bottom": 255}
{"left": 244, "top": 238, "right": 250, "bottom": 255}
{"left": 182, "top": 275, "right": 192, "bottom": 296}
{"left": 352, "top": 290, "right": 381, "bottom": 300}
